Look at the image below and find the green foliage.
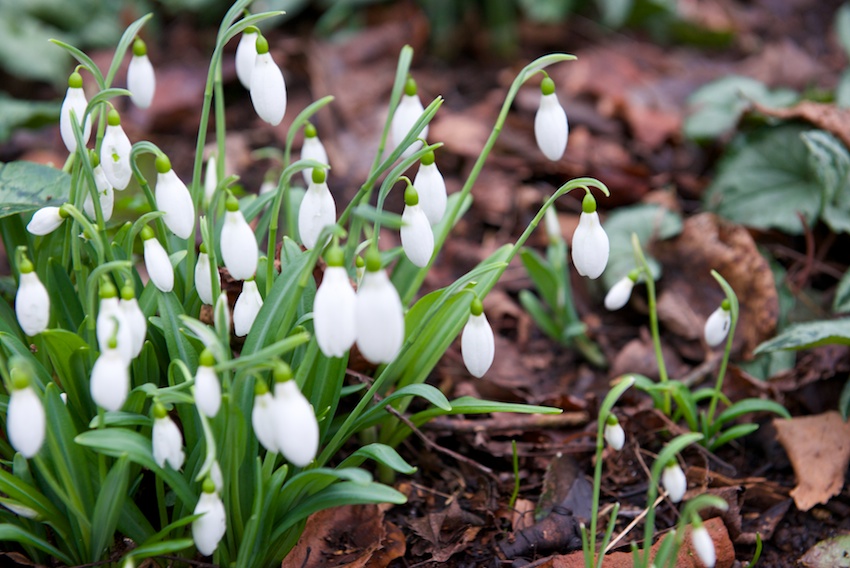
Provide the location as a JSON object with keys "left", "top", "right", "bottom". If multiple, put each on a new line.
{"left": 0, "top": 161, "right": 71, "bottom": 219}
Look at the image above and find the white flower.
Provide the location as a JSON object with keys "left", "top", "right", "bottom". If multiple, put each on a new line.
{"left": 604, "top": 275, "right": 636, "bottom": 311}
{"left": 120, "top": 287, "right": 147, "bottom": 359}
{"left": 259, "top": 178, "right": 276, "bottom": 195}
{"left": 233, "top": 279, "right": 263, "bottom": 337}
{"left": 273, "top": 379, "right": 319, "bottom": 467}
{"left": 194, "top": 351, "right": 221, "bottom": 418}
{"left": 235, "top": 27, "right": 258, "bottom": 89}
{"left": 662, "top": 462, "right": 687, "bottom": 503}
{"left": 534, "top": 77, "right": 568, "bottom": 161}
{"left": 214, "top": 292, "right": 231, "bottom": 334}
{"left": 15, "top": 266, "right": 49, "bottom": 336}
{"left": 544, "top": 207, "right": 562, "bottom": 242}
{"left": 300, "top": 123, "right": 329, "bottom": 186}
{"left": 461, "top": 300, "right": 494, "bottom": 378}
{"left": 59, "top": 72, "right": 92, "bottom": 153}
{"left": 84, "top": 164, "right": 115, "bottom": 222}
{"left": 203, "top": 154, "right": 217, "bottom": 205}
{"left": 154, "top": 157, "right": 195, "bottom": 239}
{"left": 192, "top": 481, "right": 226, "bottom": 556}
{"left": 572, "top": 195, "right": 609, "bottom": 280}
{"left": 152, "top": 407, "right": 185, "bottom": 470}
{"left": 195, "top": 248, "right": 218, "bottom": 305}
{"left": 297, "top": 169, "right": 336, "bottom": 250}
{"left": 90, "top": 346, "right": 129, "bottom": 411}
{"left": 142, "top": 228, "right": 174, "bottom": 292}
{"left": 603, "top": 417, "right": 625, "bottom": 451}
{"left": 400, "top": 187, "right": 434, "bottom": 268}
{"left": 127, "top": 39, "right": 155, "bottom": 109}
{"left": 210, "top": 460, "right": 224, "bottom": 493}
{"left": 220, "top": 199, "right": 258, "bottom": 280}
{"left": 250, "top": 35, "right": 286, "bottom": 126}
{"left": 691, "top": 524, "right": 716, "bottom": 568}
{"left": 101, "top": 111, "right": 133, "bottom": 190}
{"left": 704, "top": 303, "right": 731, "bottom": 347}
{"left": 391, "top": 79, "right": 427, "bottom": 158}
{"left": 413, "top": 153, "right": 447, "bottom": 225}
{"left": 27, "top": 206, "right": 66, "bottom": 236}
{"left": 8, "top": 378, "right": 45, "bottom": 459}
{"left": 355, "top": 257, "right": 405, "bottom": 364}
{"left": 314, "top": 259, "right": 356, "bottom": 358}
{"left": 252, "top": 387, "right": 278, "bottom": 452}
{"left": 96, "top": 293, "right": 134, "bottom": 363}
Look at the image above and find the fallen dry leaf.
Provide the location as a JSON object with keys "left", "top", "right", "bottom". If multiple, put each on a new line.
{"left": 774, "top": 411, "right": 850, "bottom": 511}
{"left": 799, "top": 534, "right": 850, "bottom": 568}
{"left": 752, "top": 100, "right": 850, "bottom": 151}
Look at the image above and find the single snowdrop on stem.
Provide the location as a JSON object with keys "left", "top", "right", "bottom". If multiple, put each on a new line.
{"left": 461, "top": 297, "right": 495, "bottom": 378}
{"left": 235, "top": 26, "right": 258, "bottom": 89}
{"left": 96, "top": 280, "right": 133, "bottom": 363}
{"left": 271, "top": 365, "right": 319, "bottom": 467}
{"left": 690, "top": 520, "right": 716, "bottom": 568}
{"left": 7, "top": 366, "right": 45, "bottom": 458}
{"left": 300, "top": 122, "right": 329, "bottom": 186}
{"left": 127, "top": 38, "right": 155, "bottom": 109}
{"left": 220, "top": 194, "right": 258, "bottom": 280}
{"left": 313, "top": 245, "right": 356, "bottom": 358}
{"left": 603, "top": 414, "right": 625, "bottom": 451}
{"left": 413, "top": 149, "right": 447, "bottom": 225}
{"left": 355, "top": 250, "right": 405, "bottom": 364}
{"left": 192, "top": 478, "right": 226, "bottom": 557}
{"left": 152, "top": 402, "right": 184, "bottom": 470}
{"left": 252, "top": 380, "right": 278, "bottom": 453}
{"left": 84, "top": 152, "right": 115, "bottom": 222}
{"left": 203, "top": 154, "right": 217, "bottom": 206}
{"left": 59, "top": 70, "right": 92, "bottom": 153}
{"left": 571, "top": 192, "right": 609, "bottom": 279}
{"left": 141, "top": 226, "right": 174, "bottom": 293}
{"left": 534, "top": 74, "right": 568, "bottom": 161}
{"left": 298, "top": 167, "right": 336, "bottom": 250}
{"left": 27, "top": 206, "right": 68, "bottom": 236}
{"left": 194, "top": 243, "right": 219, "bottom": 305}
{"left": 154, "top": 154, "right": 195, "bottom": 239}
{"left": 661, "top": 460, "right": 687, "bottom": 503}
{"left": 90, "top": 337, "right": 129, "bottom": 412}
{"left": 704, "top": 299, "right": 731, "bottom": 347}
{"left": 604, "top": 270, "right": 639, "bottom": 311}
{"left": 120, "top": 284, "right": 147, "bottom": 359}
{"left": 194, "top": 349, "right": 221, "bottom": 418}
{"left": 391, "top": 76, "right": 427, "bottom": 158}
{"left": 250, "top": 33, "right": 286, "bottom": 126}
{"left": 233, "top": 278, "right": 263, "bottom": 337}
{"left": 100, "top": 109, "right": 133, "bottom": 190}
{"left": 400, "top": 183, "right": 434, "bottom": 268}
{"left": 15, "top": 252, "right": 49, "bottom": 336}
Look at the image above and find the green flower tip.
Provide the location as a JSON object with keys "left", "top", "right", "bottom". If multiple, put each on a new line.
{"left": 140, "top": 225, "right": 155, "bottom": 241}
{"left": 581, "top": 193, "right": 597, "bottom": 214}
{"left": 68, "top": 71, "right": 83, "bottom": 89}
{"left": 245, "top": 25, "right": 259, "bottom": 35}
{"left": 89, "top": 150, "right": 100, "bottom": 168}
{"left": 225, "top": 194, "right": 240, "bottom": 212}
{"left": 666, "top": 459, "right": 678, "bottom": 469}
{"left": 627, "top": 268, "right": 640, "bottom": 282}
{"left": 107, "top": 336, "right": 118, "bottom": 349}
{"left": 153, "top": 402, "right": 167, "bottom": 419}
{"left": 541, "top": 76, "right": 556, "bottom": 96}
{"left": 18, "top": 256, "right": 34, "bottom": 274}
{"left": 470, "top": 297, "right": 484, "bottom": 316}
{"left": 58, "top": 204, "right": 70, "bottom": 219}
{"left": 290, "top": 325, "right": 306, "bottom": 336}
{"left": 404, "top": 185, "right": 419, "bottom": 206}
{"left": 273, "top": 363, "right": 292, "bottom": 383}
{"left": 120, "top": 284, "right": 135, "bottom": 301}
{"left": 100, "top": 280, "right": 118, "bottom": 299}
{"left": 107, "top": 109, "right": 121, "bottom": 127}
{"left": 199, "top": 348, "right": 215, "bottom": 367}
{"left": 202, "top": 477, "right": 217, "bottom": 494}
{"left": 421, "top": 150, "right": 435, "bottom": 166}
{"left": 311, "top": 167, "right": 326, "bottom": 185}
{"left": 132, "top": 38, "right": 147, "bottom": 57}
{"left": 304, "top": 122, "right": 317, "bottom": 138}
{"left": 155, "top": 155, "right": 172, "bottom": 174}
{"left": 606, "top": 414, "right": 619, "bottom": 426}
{"left": 325, "top": 245, "right": 344, "bottom": 268}
{"left": 10, "top": 368, "right": 30, "bottom": 391}
{"left": 404, "top": 76, "right": 417, "bottom": 97}
{"left": 199, "top": 242, "right": 207, "bottom": 254}
{"left": 254, "top": 379, "right": 269, "bottom": 396}
{"left": 365, "top": 249, "right": 382, "bottom": 272}
{"left": 721, "top": 299, "right": 731, "bottom": 311}
{"left": 355, "top": 255, "right": 365, "bottom": 268}
{"left": 255, "top": 35, "right": 269, "bottom": 55}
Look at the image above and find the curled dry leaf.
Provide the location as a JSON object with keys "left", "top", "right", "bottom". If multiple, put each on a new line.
{"left": 751, "top": 100, "right": 850, "bottom": 153}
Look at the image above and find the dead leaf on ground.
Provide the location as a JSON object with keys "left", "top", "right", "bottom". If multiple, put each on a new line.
{"left": 752, "top": 100, "right": 850, "bottom": 155}
{"left": 774, "top": 411, "right": 850, "bottom": 511}
{"left": 799, "top": 534, "right": 850, "bottom": 568}
{"left": 610, "top": 333, "right": 689, "bottom": 382}
{"left": 408, "top": 499, "right": 485, "bottom": 563}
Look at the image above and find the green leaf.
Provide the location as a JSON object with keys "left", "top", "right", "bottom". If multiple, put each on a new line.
{"left": 90, "top": 456, "right": 130, "bottom": 562}
{"left": 0, "top": 161, "right": 71, "bottom": 219}
{"left": 834, "top": 268, "right": 850, "bottom": 313}
{"left": 0, "top": 16, "right": 70, "bottom": 84}
{"left": 596, "top": 0, "right": 633, "bottom": 27}
{"left": 710, "top": 423, "right": 759, "bottom": 450}
{"left": 46, "top": 258, "right": 85, "bottom": 331}
{"left": 157, "top": 293, "right": 198, "bottom": 371}
{"left": 0, "top": 524, "right": 74, "bottom": 565}
{"left": 338, "top": 444, "right": 417, "bottom": 475}
{"left": 837, "top": 3, "right": 850, "bottom": 60}
{"left": 754, "top": 319, "right": 850, "bottom": 353}
{"left": 713, "top": 398, "right": 791, "bottom": 428}
{"left": 803, "top": 130, "right": 850, "bottom": 234}
{"left": 520, "top": 248, "right": 558, "bottom": 309}
{"left": 837, "top": 69, "right": 850, "bottom": 109}
{"left": 841, "top": 377, "right": 850, "bottom": 420}
{"left": 0, "top": 94, "right": 59, "bottom": 142}
{"left": 518, "top": 290, "right": 562, "bottom": 341}
{"left": 353, "top": 384, "right": 451, "bottom": 432}
{"left": 125, "top": 539, "right": 195, "bottom": 563}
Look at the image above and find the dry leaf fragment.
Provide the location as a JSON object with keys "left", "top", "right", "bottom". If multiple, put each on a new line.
{"left": 751, "top": 101, "right": 850, "bottom": 151}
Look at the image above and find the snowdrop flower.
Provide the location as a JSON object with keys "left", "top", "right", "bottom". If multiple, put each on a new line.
{"left": 391, "top": 77, "right": 427, "bottom": 158}
{"left": 96, "top": 281, "right": 133, "bottom": 363}
{"left": 413, "top": 150, "right": 447, "bottom": 225}
{"left": 210, "top": 460, "right": 224, "bottom": 493}
{"left": 355, "top": 255, "right": 365, "bottom": 286}
{"left": 7, "top": 368, "right": 45, "bottom": 458}
{"left": 154, "top": 155, "right": 195, "bottom": 239}
{"left": 220, "top": 195, "right": 258, "bottom": 280}
{"left": 15, "top": 255, "right": 49, "bottom": 336}
{"left": 572, "top": 193, "right": 609, "bottom": 280}
{"left": 84, "top": 154, "right": 115, "bottom": 222}
{"left": 59, "top": 71, "right": 92, "bottom": 153}
{"left": 194, "top": 243, "right": 219, "bottom": 305}
{"left": 90, "top": 339, "right": 130, "bottom": 411}
{"left": 604, "top": 270, "right": 638, "bottom": 311}
{"left": 704, "top": 300, "right": 731, "bottom": 347}
{"left": 313, "top": 246, "right": 356, "bottom": 358}
{"left": 272, "top": 366, "right": 319, "bottom": 467}
{"left": 691, "top": 521, "right": 716, "bottom": 568}
{"left": 400, "top": 185, "right": 434, "bottom": 267}
{"left": 298, "top": 168, "right": 336, "bottom": 250}
{"left": 152, "top": 403, "right": 184, "bottom": 470}
{"left": 235, "top": 26, "right": 258, "bottom": 89}
{"left": 192, "top": 478, "right": 226, "bottom": 556}
{"left": 234, "top": 279, "right": 263, "bottom": 337}
{"left": 661, "top": 461, "right": 687, "bottom": 503}
{"left": 194, "top": 349, "right": 221, "bottom": 418}
{"left": 127, "top": 38, "right": 155, "bottom": 109}
{"left": 214, "top": 292, "right": 231, "bottom": 335}
{"left": 301, "top": 122, "right": 329, "bottom": 186}
{"left": 141, "top": 226, "right": 174, "bottom": 292}
{"left": 259, "top": 176, "right": 276, "bottom": 195}
{"left": 100, "top": 109, "right": 133, "bottom": 190}
{"left": 355, "top": 251, "right": 405, "bottom": 364}
{"left": 603, "top": 415, "right": 625, "bottom": 451}
{"left": 250, "top": 34, "right": 286, "bottom": 126}
{"left": 252, "top": 381, "right": 278, "bottom": 452}
{"left": 27, "top": 206, "right": 68, "bottom": 236}
{"left": 544, "top": 207, "right": 562, "bottom": 243}
{"left": 120, "top": 284, "right": 147, "bottom": 359}
{"left": 534, "top": 76, "right": 568, "bottom": 161}
{"left": 203, "top": 154, "right": 217, "bottom": 205}
{"left": 461, "top": 297, "right": 495, "bottom": 378}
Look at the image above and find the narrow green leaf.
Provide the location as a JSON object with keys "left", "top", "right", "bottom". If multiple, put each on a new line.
{"left": 714, "top": 398, "right": 790, "bottom": 427}
{"left": 90, "top": 456, "right": 130, "bottom": 562}
{"left": 125, "top": 539, "right": 195, "bottom": 563}
{"left": 157, "top": 293, "right": 198, "bottom": 371}
{"left": 754, "top": 318, "right": 850, "bottom": 353}
{"left": 338, "top": 443, "right": 417, "bottom": 475}
{"left": 710, "top": 423, "right": 760, "bottom": 450}
{"left": 520, "top": 247, "right": 559, "bottom": 309}
{"left": 518, "top": 290, "right": 561, "bottom": 341}
{"left": 46, "top": 258, "right": 84, "bottom": 331}
{"left": 0, "top": 524, "right": 74, "bottom": 565}
{"left": 104, "top": 14, "right": 153, "bottom": 87}
{"left": 353, "top": 384, "right": 451, "bottom": 431}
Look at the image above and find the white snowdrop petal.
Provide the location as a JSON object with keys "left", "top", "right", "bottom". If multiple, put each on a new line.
{"left": 84, "top": 166, "right": 115, "bottom": 222}
{"left": 461, "top": 313, "right": 495, "bottom": 378}
{"left": 571, "top": 211, "right": 609, "bottom": 279}
{"left": 155, "top": 169, "right": 195, "bottom": 239}
{"left": 214, "top": 292, "right": 231, "bottom": 334}
{"left": 313, "top": 267, "right": 356, "bottom": 358}
{"left": 413, "top": 162, "right": 447, "bottom": 225}
{"left": 251, "top": 392, "right": 278, "bottom": 452}
{"left": 233, "top": 280, "right": 263, "bottom": 337}
{"left": 27, "top": 207, "right": 65, "bottom": 236}
{"left": 273, "top": 381, "right": 319, "bottom": 467}
{"left": 120, "top": 298, "right": 147, "bottom": 359}
{"left": 90, "top": 349, "right": 129, "bottom": 411}
{"left": 662, "top": 463, "right": 687, "bottom": 503}
{"left": 300, "top": 136, "right": 329, "bottom": 186}
{"left": 534, "top": 93, "right": 569, "bottom": 161}
{"left": 8, "top": 387, "right": 45, "bottom": 458}
{"left": 101, "top": 124, "right": 133, "bottom": 190}
{"left": 60, "top": 87, "right": 92, "bottom": 153}
{"left": 691, "top": 526, "right": 716, "bottom": 568}
{"left": 192, "top": 492, "right": 226, "bottom": 556}
{"left": 235, "top": 31, "right": 257, "bottom": 89}
{"left": 16, "top": 272, "right": 50, "bottom": 336}
{"left": 203, "top": 155, "right": 217, "bottom": 205}
{"left": 297, "top": 181, "right": 336, "bottom": 250}
{"left": 144, "top": 239, "right": 174, "bottom": 292}
{"left": 604, "top": 422, "right": 625, "bottom": 451}
{"left": 153, "top": 415, "right": 185, "bottom": 470}
{"left": 250, "top": 52, "right": 286, "bottom": 126}
{"left": 194, "top": 252, "right": 218, "bottom": 305}
{"left": 604, "top": 277, "right": 635, "bottom": 311}
{"left": 97, "top": 297, "right": 134, "bottom": 363}
{"left": 194, "top": 366, "right": 221, "bottom": 418}
{"left": 210, "top": 461, "right": 224, "bottom": 493}
{"left": 127, "top": 54, "right": 156, "bottom": 109}
{"left": 704, "top": 307, "right": 731, "bottom": 347}
{"left": 355, "top": 270, "right": 405, "bottom": 364}
{"left": 391, "top": 94, "right": 427, "bottom": 158}
{"left": 220, "top": 210, "right": 258, "bottom": 280}
{"left": 400, "top": 204, "right": 434, "bottom": 267}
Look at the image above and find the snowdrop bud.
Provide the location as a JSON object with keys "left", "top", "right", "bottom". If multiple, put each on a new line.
{"left": 301, "top": 123, "right": 329, "bottom": 186}
{"left": 355, "top": 251, "right": 405, "bottom": 364}
{"left": 214, "top": 292, "right": 231, "bottom": 334}
{"left": 154, "top": 155, "right": 195, "bottom": 239}
{"left": 273, "top": 366, "right": 319, "bottom": 467}
{"left": 141, "top": 226, "right": 174, "bottom": 292}
{"left": 127, "top": 38, "right": 155, "bottom": 109}
{"left": 250, "top": 35, "right": 286, "bottom": 126}
{"left": 194, "top": 349, "right": 221, "bottom": 418}
{"left": 252, "top": 380, "right": 278, "bottom": 452}
{"left": 210, "top": 460, "right": 224, "bottom": 494}
{"left": 400, "top": 185, "right": 434, "bottom": 267}
{"left": 84, "top": 153, "right": 115, "bottom": 222}
{"left": 27, "top": 205, "right": 68, "bottom": 236}
{"left": 413, "top": 150, "right": 447, "bottom": 225}
{"left": 101, "top": 109, "right": 133, "bottom": 190}
{"left": 534, "top": 76, "right": 568, "bottom": 161}
{"left": 544, "top": 206, "right": 562, "bottom": 243}
{"left": 120, "top": 284, "right": 147, "bottom": 359}
{"left": 572, "top": 193, "right": 609, "bottom": 279}
{"left": 203, "top": 154, "right": 217, "bottom": 205}
{"left": 461, "top": 297, "right": 495, "bottom": 378}
{"left": 355, "top": 255, "right": 365, "bottom": 286}
{"left": 235, "top": 26, "right": 258, "bottom": 89}
{"left": 604, "top": 270, "right": 638, "bottom": 311}
{"left": 192, "top": 478, "right": 226, "bottom": 556}
{"left": 15, "top": 257, "right": 49, "bottom": 336}
{"left": 314, "top": 246, "right": 356, "bottom": 358}
{"left": 60, "top": 71, "right": 92, "bottom": 153}
{"left": 259, "top": 176, "right": 276, "bottom": 195}
{"left": 220, "top": 195, "right": 258, "bottom": 280}
{"left": 391, "top": 77, "right": 427, "bottom": 158}
{"left": 691, "top": 522, "right": 716, "bottom": 568}
{"left": 298, "top": 168, "right": 336, "bottom": 250}
{"left": 152, "top": 403, "right": 185, "bottom": 470}
{"left": 704, "top": 300, "right": 731, "bottom": 347}
{"left": 661, "top": 461, "right": 687, "bottom": 503}
{"left": 90, "top": 340, "right": 129, "bottom": 411}
{"left": 7, "top": 369, "right": 45, "bottom": 458}
{"left": 195, "top": 243, "right": 219, "bottom": 305}
{"left": 97, "top": 281, "right": 133, "bottom": 363}
{"left": 603, "top": 415, "right": 625, "bottom": 451}
{"left": 234, "top": 279, "right": 263, "bottom": 337}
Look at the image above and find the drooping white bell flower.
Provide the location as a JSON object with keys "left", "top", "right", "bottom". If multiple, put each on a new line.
{"left": 192, "top": 478, "right": 226, "bottom": 556}
{"left": 127, "top": 38, "right": 155, "bottom": 109}
{"left": 300, "top": 123, "right": 329, "bottom": 186}
{"left": 461, "top": 298, "right": 495, "bottom": 378}
{"left": 390, "top": 77, "right": 427, "bottom": 158}
{"left": 154, "top": 155, "right": 195, "bottom": 239}
{"left": 235, "top": 26, "right": 258, "bottom": 89}
{"left": 152, "top": 403, "right": 185, "bottom": 470}
{"left": 355, "top": 252, "right": 405, "bottom": 364}
{"left": 120, "top": 284, "right": 147, "bottom": 359}
{"left": 27, "top": 206, "right": 67, "bottom": 236}
{"left": 661, "top": 461, "right": 687, "bottom": 503}
{"left": 141, "top": 226, "right": 174, "bottom": 292}
{"left": 90, "top": 341, "right": 129, "bottom": 411}
{"left": 413, "top": 150, "right": 447, "bottom": 225}
{"left": 194, "top": 349, "right": 221, "bottom": 418}
{"left": 534, "top": 76, "right": 568, "bottom": 161}
{"left": 250, "top": 34, "right": 286, "bottom": 126}
{"left": 252, "top": 381, "right": 278, "bottom": 452}
{"left": 7, "top": 369, "right": 45, "bottom": 458}
{"left": 313, "top": 247, "right": 356, "bottom": 358}
{"left": 704, "top": 301, "right": 732, "bottom": 347}
{"left": 96, "top": 282, "right": 134, "bottom": 363}
{"left": 604, "top": 271, "right": 638, "bottom": 311}
{"left": 298, "top": 168, "right": 336, "bottom": 250}
{"left": 15, "top": 256, "right": 49, "bottom": 336}
{"left": 100, "top": 109, "right": 133, "bottom": 190}
{"left": 195, "top": 243, "right": 218, "bottom": 305}
{"left": 233, "top": 279, "right": 263, "bottom": 337}
{"left": 220, "top": 195, "right": 258, "bottom": 280}
{"left": 84, "top": 156, "right": 115, "bottom": 222}
{"left": 203, "top": 154, "right": 217, "bottom": 206}
{"left": 603, "top": 415, "right": 625, "bottom": 451}
{"left": 272, "top": 367, "right": 319, "bottom": 467}
{"left": 691, "top": 522, "right": 716, "bottom": 568}
{"left": 572, "top": 193, "right": 609, "bottom": 280}
{"left": 400, "top": 185, "right": 434, "bottom": 268}
{"left": 59, "top": 71, "right": 92, "bottom": 153}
